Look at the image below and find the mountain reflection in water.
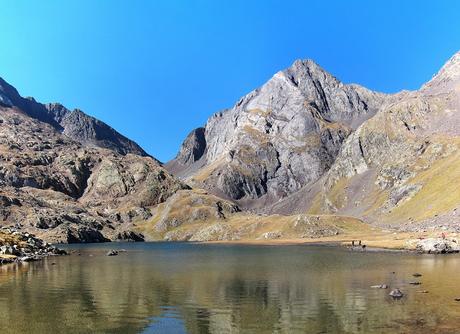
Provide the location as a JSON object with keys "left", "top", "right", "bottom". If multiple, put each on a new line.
{"left": 0, "top": 243, "right": 459, "bottom": 334}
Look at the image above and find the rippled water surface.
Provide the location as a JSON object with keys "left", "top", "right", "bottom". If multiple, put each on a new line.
{"left": 1, "top": 242, "right": 460, "bottom": 333}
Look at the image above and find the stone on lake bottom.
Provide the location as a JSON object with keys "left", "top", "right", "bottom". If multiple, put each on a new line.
{"left": 389, "top": 289, "right": 404, "bottom": 298}
{"left": 106, "top": 250, "right": 119, "bottom": 256}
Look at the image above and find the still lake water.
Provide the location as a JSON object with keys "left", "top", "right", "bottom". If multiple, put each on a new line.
{"left": 1, "top": 242, "right": 460, "bottom": 334}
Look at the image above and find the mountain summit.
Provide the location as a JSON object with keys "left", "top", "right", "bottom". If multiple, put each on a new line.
{"left": 167, "top": 58, "right": 388, "bottom": 205}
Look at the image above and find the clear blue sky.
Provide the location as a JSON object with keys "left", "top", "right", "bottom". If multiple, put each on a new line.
{"left": 1, "top": 0, "right": 459, "bottom": 161}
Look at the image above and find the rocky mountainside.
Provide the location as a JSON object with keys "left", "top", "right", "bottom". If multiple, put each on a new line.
{"left": 305, "top": 51, "right": 460, "bottom": 229}
{"left": 168, "top": 59, "right": 390, "bottom": 206}
{"left": 0, "top": 102, "right": 188, "bottom": 243}
{"left": 0, "top": 77, "right": 148, "bottom": 156}
{"left": 168, "top": 52, "right": 460, "bottom": 231}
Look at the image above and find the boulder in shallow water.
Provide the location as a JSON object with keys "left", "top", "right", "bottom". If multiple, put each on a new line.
{"left": 389, "top": 288, "right": 404, "bottom": 299}
{"left": 106, "top": 250, "right": 119, "bottom": 256}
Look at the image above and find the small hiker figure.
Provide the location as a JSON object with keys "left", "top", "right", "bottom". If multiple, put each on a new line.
{"left": 358, "top": 240, "right": 362, "bottom": 246}
{"left": 352, "top": 240, "right": 355, "bottom": 246}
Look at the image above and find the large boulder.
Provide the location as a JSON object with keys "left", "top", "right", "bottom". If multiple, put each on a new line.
{"left": 415, "top": 238, "right": 460, "bottom": 254}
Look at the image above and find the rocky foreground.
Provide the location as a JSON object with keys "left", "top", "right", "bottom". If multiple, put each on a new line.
{"left": 0, "top": 227, "right": 66, "bottom": 264}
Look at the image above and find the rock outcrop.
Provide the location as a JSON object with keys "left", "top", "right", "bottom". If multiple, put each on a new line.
{"left": 152, "top": 213, "right": 367, "bottom": 242}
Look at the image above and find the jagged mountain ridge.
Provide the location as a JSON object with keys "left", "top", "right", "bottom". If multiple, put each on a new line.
{"left": 0, "top": 77, "right": 149, "bottom": 157}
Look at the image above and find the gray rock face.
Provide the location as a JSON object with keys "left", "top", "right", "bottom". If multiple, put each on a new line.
{"left": 46, "top": 104, "right": 149, "bottom": 157}
{"left": 168, "top": 59, "right": 388, "bottom": 205}
{"left": 166, "top": 127, "right": 206, "bottom": 175}
{"left": 0, "top": 77, "right": 148, "bottom": 156}
{"left": 175, "top": 127, "right": 207, "bottom": 165}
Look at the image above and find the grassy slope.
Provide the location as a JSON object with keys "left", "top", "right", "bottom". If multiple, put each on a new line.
{"left": 386, "top": 148, "right": 460, "bottom": 223}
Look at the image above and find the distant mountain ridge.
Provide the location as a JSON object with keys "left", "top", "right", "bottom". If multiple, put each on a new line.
{"left": 0, "top": 77, "right": 148, "bottom": 157}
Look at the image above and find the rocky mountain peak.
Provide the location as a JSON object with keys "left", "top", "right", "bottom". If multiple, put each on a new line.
{"left": 174, "top": 127, "right": 207, "bottom": 165}
{"left": 45, "top": 102, "right": 71, "bottom": 123}
{"left": 168, "top": 57, "right": 389, "bottom": 204}
{"left": 421, "top": 50, "right": 460, "bottom": 93}
{"left": 285, "top": 58, "right": 335, "bottom": 79}
{"left": 165, "top": 127, "right": 207, "bottom": 177}
{"left": 0, "top": 77, "right": 20, "bottom": 107}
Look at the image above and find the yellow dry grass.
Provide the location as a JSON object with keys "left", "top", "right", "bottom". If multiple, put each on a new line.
{"left": 0, "top": 232, "right": 24, "bottom": 247}
{"left": 326, "top": 178, "right": 348, "bottom": 210}
{"left": 190, "top": 158, "right": 225, "bottom": 182}
{"left": 386, "top": 148, "right": 460, "bottom": 222}
{"left": 242, "top": 125, "right": 269, "bottom": 143}
{"left": 247, "top": 108, "right": 272, "bottom": 117}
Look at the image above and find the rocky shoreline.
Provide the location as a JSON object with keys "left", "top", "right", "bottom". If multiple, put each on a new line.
{"left": 0, "top": 227, "right": 66, "bottom": 265}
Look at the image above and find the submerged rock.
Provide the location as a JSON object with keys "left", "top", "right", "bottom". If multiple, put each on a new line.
{"left": 371, "top": 284, "right": 388, "bottom": 289}
{"left": 106, "top": 250, "right": 119, "bottom": 256}
{"left": 389, "top": 288, "right": 404, "bottom": 299}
